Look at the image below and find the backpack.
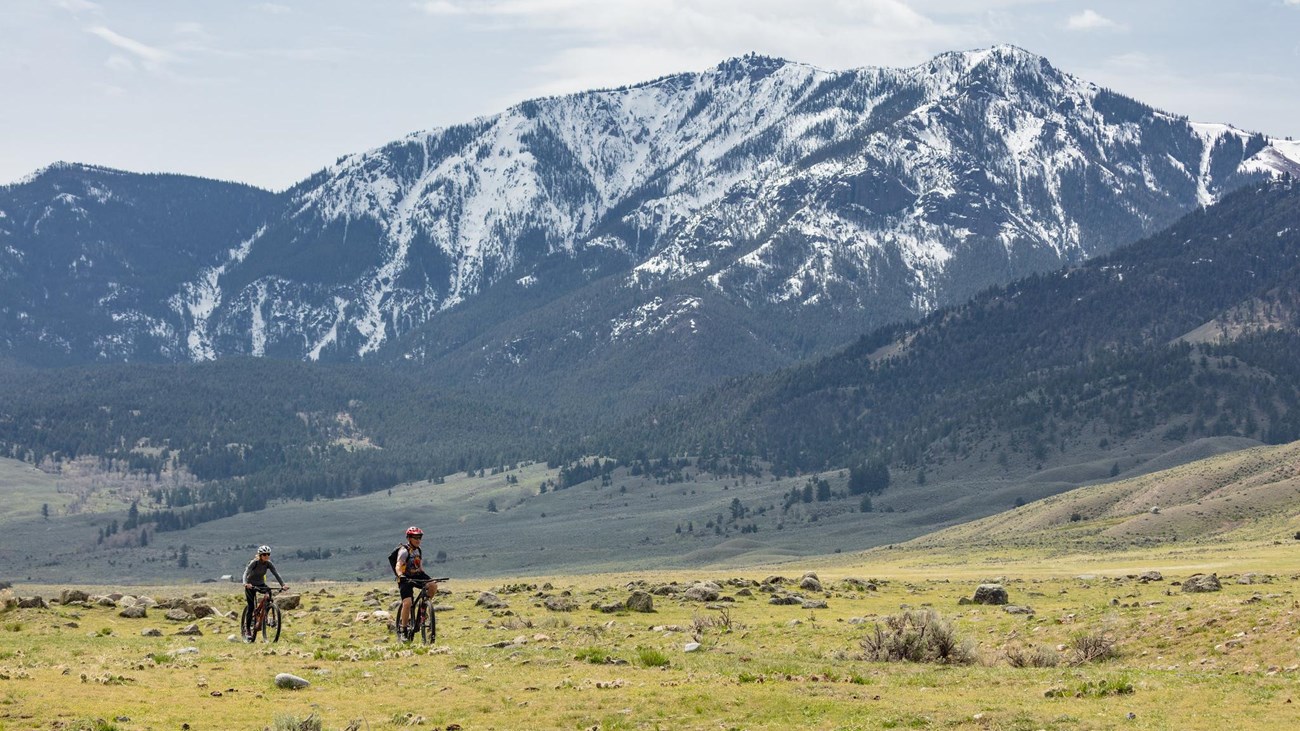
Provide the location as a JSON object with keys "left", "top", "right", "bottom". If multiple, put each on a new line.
{"left": 388, "top": 543, "right": 420, "bottom": 576}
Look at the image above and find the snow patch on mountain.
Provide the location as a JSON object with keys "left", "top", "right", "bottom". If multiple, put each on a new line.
{"left": 610, "top": 297, "right": 703, "bottom": 341}
{"left": 170, "top": 226, "right": 264, "bottom": 361}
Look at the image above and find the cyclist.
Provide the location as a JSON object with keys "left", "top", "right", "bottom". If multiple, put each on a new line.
{"left": 395, "top": 526, "right": 436, "bottom": 638}
{"left": 242, "top": 545, "right": 287, "bottom": 641}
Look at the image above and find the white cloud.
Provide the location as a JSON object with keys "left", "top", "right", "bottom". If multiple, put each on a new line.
{"left": 419, "top": 0, "right": 974, "bottom": 100}
{"left": 87, "top": 26, "right": 173, "bottom": 70}
{"left": 56, "top": 0, "right": 102, "bottom": 13}
{"left": 1065, "top": 9, "right": 1121, "bottom": 31}
{"left": 105, "top": 54, "right": 135, "bottom": 73}
{"left": 414, "top": 1, "right": 467, "bottom": 15}
{"left": 257, "top": 3, "right": 292, "bottom": 13}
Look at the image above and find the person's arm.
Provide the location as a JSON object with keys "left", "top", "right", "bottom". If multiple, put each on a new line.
{"left": 395, "top": 547, "right": 410, "bottom": 579}
{"left": 268, "top": 562, "right": 284, "bottom": 586}
{"left": 242, "top": 559, "right": 255, "bottom": 587}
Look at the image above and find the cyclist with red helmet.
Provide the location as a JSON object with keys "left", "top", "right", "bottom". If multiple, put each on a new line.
{"left": 395, "top": 526, "right": 435, "bottom": 638}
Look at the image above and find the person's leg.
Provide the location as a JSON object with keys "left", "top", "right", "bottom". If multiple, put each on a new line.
{"left": 398, "top": 581, "right": 414, "bottom": 637}
{"left": 244, "top": 587, "right": 257, "bottom": 639}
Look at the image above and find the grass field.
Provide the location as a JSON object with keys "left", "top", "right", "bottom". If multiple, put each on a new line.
{"left": 4, "top": 441, "right": 1300, "bottom": 729}
{"left": 4, "top": 532, "right": 1300, "bottom": 731}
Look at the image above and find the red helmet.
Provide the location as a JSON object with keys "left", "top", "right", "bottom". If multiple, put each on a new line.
{"left": 405, "top": 526, "right": 423, "bottom": 538}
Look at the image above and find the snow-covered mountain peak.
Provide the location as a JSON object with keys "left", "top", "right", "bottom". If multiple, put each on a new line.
{"left": 5, "top": 46, "right": 1297, "bottom": 368}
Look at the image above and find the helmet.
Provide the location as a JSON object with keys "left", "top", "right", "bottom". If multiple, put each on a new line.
{"left": 405, "top": 526, "right": 423, "bottom": 538}
{"left": 257, "top": 545, "right": 271, "bottom": 555}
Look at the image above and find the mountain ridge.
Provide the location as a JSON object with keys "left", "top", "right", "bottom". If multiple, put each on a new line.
{"left": 3, "top": 46, "right": 1298, "bottom": 381}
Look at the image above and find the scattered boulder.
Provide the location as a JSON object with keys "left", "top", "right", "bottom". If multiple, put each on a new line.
{"left": 59, "top": 589, "right": 91, "bottom": 605}
{"left": 843, "top": 578, "right": 878, "bottom": 591}
{"left": 590, "top": 601, "right": 624, "bottom": 614}
{"left": 140, "top": 628, "right": 163, "bottom": 637}
{"left": 543, "top": 597, "right": 577, "bottom": 612}
{"left": 1138, "top": 571, "right": 1164, "bottom": 583}
{"left": 798, "top": 574, "right": 823, "bottom": 592}
{"left": 274, "top": 594, "right": 302, "bottom": 611}
{"left": 164, "top": 608, "right": 195, "bottom": 622}
{"left": 476, "top": 592, "right": 509, "bottom": 609}
{"left": 17, "top": 596, "right": 46, "bottom": 609}
{"left": 762, "top": 576, "right": 788, "bottom": 586}
{"left": 650, "top": 584, "right": 681, "bottom": 596}
{"left": 769, "top": 595, "right": 803, "bottom": 606}
{"left": 684, "top": 642, "right": 702, "bottom": 653}
{"left": 1236, "top": 573, "right": 1273, "bottom": 585}
{"left": 94, "top": 597, "right": 118, "bottom": 608}
{"left": 176, "top": 624, "right": 203, "bottom": 636}
{"left": 801, "top": 599, "right": 828, "bottom": 610}
{"left": 625, "top": 591, "right": 654, "bottom": 613}
{"left": 191, "top": 605, "right": 219, "bottom": 619}
{"left": 1182, "top": 574, "right": 1222, "bottom": 593}
{"left": 119, "top": 605, "right": 147, "bottom": 619}
{"left": 1003, "top": 605, "right": 1035, "bottom": 615}
{"left": 684, "top": 582, "right": 721, "bottom": 602}
{"left": 274, "top": 673, "right": 310, "bottom": 690}
{"left": 972, "top": 584, "right": 1009, "bottom": 605}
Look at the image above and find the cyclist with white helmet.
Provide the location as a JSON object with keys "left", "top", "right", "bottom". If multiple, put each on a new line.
{"left": 395, "top": 527, "right": 435, "bottom": 638}
{"left": 242, "top": 545, "right": 287, "bottom": 641}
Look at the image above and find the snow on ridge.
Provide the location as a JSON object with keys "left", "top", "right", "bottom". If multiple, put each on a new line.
{"left": 609, "top": 296, "right": 702, "bottom": 341}
{"left": 307, "top": 297, "right": 350, "bottom": 362}
{"left": 170, "top": 225, "right": 265, "bottom": 361}
{"left": 168, "top": 47, "right": 1299, "bottom": 361}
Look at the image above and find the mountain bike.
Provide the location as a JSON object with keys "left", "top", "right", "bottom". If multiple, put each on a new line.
{"left": 241, "top": 586, "right": 287, "bottom": 643}
{"left": 397, "top": 577, "right": 449, "bottom": 644}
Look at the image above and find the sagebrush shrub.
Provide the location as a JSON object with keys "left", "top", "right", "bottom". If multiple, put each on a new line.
{"left": 1004, "top": 643, "right": 1060, "bottom": 668}
{"left": 860, "top": 609, "right": 975, "bottom": 665}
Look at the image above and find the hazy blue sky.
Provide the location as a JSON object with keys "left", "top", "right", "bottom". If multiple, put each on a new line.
{"left": 5, "top": 0, "right": 1299, "bottom": 190}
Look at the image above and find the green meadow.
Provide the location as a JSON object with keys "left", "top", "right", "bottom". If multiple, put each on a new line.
{"left": 3, "top": 441, "right": 1300, "bottom": 730}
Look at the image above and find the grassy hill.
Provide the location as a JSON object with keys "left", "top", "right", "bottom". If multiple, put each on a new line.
{"left": 896, "top": 439, "right": 1300, "bottom": 556}
{"left": 1, "top": 435, "right": 1286, "bottom": 585}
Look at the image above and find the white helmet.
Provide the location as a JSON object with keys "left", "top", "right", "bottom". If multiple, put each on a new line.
{"left": 257, "top": 545, "right": 271, "bottom": 555}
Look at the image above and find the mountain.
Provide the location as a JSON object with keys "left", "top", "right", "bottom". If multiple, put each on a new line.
{"left": 0, "top": 164, "right": 280, "bottom": 365}
{"left": 3, "top": 174, "right": 1299, "bottom": 579}
{"left": 614, "top": 179, "right": 1300, "bottom": 475}
{"left": 3, "top": 47, "right": 1299, "bottom": 415}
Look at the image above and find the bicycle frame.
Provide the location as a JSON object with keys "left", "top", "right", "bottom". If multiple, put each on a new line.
{"left": 242, "top": 586, "right": 284, "bottom": 643}
{"left": 398, "top": 577, "right": 449, "bottom": 645}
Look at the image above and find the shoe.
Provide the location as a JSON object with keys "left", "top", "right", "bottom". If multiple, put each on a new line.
{"left": 244, "top": 635, "right": 254, "bottom": 643}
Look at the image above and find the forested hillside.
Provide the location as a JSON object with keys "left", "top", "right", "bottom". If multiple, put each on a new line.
{"left": 611, "top": 180, "right": 1300, "bottom": 475}
{"left": 0, "top": 359, "right": 575, "bottom": 531}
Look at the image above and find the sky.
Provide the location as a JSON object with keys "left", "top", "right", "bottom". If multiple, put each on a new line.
{"left": 4, "top": 0, "right": 1299, "bottom": 191}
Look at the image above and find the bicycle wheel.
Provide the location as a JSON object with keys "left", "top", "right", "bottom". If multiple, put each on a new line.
{"left": 419, "top": 599, "right": 435, "bottom": 644}
{"left": 266, "top": 603, "right": 282, "bottom": 643}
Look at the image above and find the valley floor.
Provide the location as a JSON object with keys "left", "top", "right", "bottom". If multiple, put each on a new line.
{"left": 4, "top": 538, "right": 1300, "bottom": 730}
